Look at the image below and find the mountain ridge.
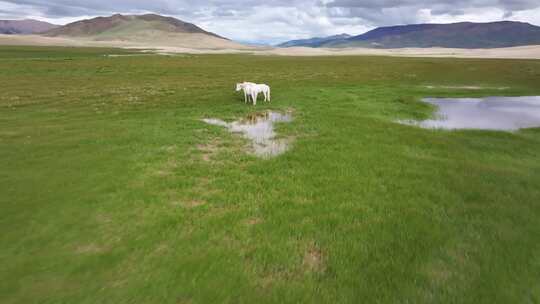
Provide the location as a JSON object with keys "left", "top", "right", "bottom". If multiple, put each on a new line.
{"left": 278, "top": 21, "right": 540, "bottom": 49}
{"left": 44, "top": 14, "right": 227, "bottom": 40}
{"left": 277, "top": 33, "right": 351, "bottom": 47}
{"left": 0, "top": 19, "right": 59, "bottom": 34}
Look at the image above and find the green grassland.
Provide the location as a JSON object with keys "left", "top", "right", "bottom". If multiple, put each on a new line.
{"left": 1, "top": 46, "right": 540, "bottom": 303}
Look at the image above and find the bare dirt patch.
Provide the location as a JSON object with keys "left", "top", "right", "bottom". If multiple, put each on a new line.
{"left": 245, "top": 217, "right": 263, "bottom": 226}
{"left": 172, "top": 199, "right": 207, "bottom": 209}
{"left": 153, "top": 158, "right": 178, "bottom": 177}
{"left": 75, "top": 243, "right": 106, "bottom": 254}
{"left": 196, "top": 139, "right": 221, "bottom": 162}
{"left": 303, "top": 244, "right": 325, "bottom": 273}
{"left": 95, "top": 213, "right": 113, "bottom": 224}
{"left": 151, "top": 243, "right": 170, "bottom": 256}
{"left": 424, "top": 259, "right": 452, "bottom": 285}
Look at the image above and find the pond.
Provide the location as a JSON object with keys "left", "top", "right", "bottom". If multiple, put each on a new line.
{"left": 203, "top": 111, "right": 293, "bottom": 158}
{"left": 410, "top": 96, "right": 540, "bottom": 131}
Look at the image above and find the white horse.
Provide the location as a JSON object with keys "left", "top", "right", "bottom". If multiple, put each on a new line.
{"left": 236, "top": 82, "right": 271, "bottom": 105}
{"left": 236, "top": 82, "right": 256, "bottom": 104}
{"left": 256, "top": 84, "right": 271, "bottom": 103}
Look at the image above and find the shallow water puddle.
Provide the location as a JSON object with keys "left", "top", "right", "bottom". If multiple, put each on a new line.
{"left": 406, "top": 96, "right": 540, "bottom": 131}
{"left": 203, "top": 111, "right": 293, "bottom": 158}
{"left": 424, "top": 85, "right": 509, "bottom": 90}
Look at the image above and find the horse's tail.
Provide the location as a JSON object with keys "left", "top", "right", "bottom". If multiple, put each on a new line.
{"left": 268, "top": 87, "right": 271, "bottom": 101}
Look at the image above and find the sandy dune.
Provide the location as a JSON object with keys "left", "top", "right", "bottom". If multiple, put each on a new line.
{"left": 265, "top": 45, "right": 540, "bottom": 59}
{"left": 139, "top": 45, "right": 540, "bottom": 59}
{"left": 1, "top": 34, "right": 540, "bottom": 59}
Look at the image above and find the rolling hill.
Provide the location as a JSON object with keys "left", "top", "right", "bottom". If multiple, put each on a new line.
{"left": 278, "top": 21, "right": 540, "bottom": 49}
{"left": 0, "top": 19, "right": 58, "bottom": 34}
{"left": 43, "top": 14, "right": 246, "bottom": 49}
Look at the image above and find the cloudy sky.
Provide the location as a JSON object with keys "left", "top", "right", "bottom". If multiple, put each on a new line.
{"left": 1, "top": 0, "right": 540, "bottom": 44}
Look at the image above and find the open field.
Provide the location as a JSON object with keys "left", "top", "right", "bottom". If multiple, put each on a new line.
{"left": 1, "top": 46, "right": 540, "bottom": 303}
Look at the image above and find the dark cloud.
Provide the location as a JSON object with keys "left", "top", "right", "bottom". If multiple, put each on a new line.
{"left": 1, "top": 0, "right": 308, "bottom": 17}
{"left": 326, "top": 0, "right": 540, "bottom": 11}
{"left": 326, "top": 0, "right": 540, "bottom": 21}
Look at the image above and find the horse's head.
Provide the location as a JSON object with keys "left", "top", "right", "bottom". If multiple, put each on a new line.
{"left": 235, "top": 83, "right": 243, "bottom": 91}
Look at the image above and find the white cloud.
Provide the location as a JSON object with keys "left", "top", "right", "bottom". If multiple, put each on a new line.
{"left": 417, "top": 7, "right": 507, "bottom": 24}
{"left": 507, "top": 7, "right": 540, "bottom": 25}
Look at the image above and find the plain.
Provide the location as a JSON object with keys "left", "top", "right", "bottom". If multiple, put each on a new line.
{"left": 1, "top": 46, "right": 540, "bottom": 303}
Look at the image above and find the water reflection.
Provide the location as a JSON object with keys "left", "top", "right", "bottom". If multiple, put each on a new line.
{"left": 203, "top": 111, "right": 293, "bottom": 158}
{"left": 411, "top": 96, "right": 540, "bottom": 131}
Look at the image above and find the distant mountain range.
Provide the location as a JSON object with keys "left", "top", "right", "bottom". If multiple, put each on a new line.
{"left": 3, "top": 16, "right": 540, "bottom": 50}
{"left": 278, "top": 21, "right": 540, "bottom": 49}
{"left": 0, "top": 19, "right": 59, "bottom": 34}
{"left": 277, "top": 34, "right": 351, "bottom": 47}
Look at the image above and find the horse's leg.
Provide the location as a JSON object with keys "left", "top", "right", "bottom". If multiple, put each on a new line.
{"left": 252, "top": 92, "right": 257, "bottom": 105}
{"left": 268, "top": 88, "right": 271, "bottom": 102}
